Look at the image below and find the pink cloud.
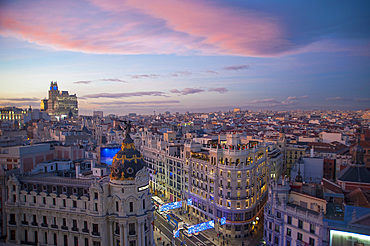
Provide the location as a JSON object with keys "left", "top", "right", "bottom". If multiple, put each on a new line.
{"left": 0, "top": 0, "right": 290, "bottom": 57}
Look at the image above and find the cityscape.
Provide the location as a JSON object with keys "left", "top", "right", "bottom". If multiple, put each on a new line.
{"left": 1, "top": 1, "right": 370, "bottom": 246}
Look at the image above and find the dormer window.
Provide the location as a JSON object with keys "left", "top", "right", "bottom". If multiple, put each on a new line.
{"left": 52, "top": 186, "right": 57, "bottom": 193}
{"left": 72, "top": 188, "right": 78, "bottom": 195}
{"left": 42, "top": 185, "right": 47, "bottom": 192}
{"left": 83, "top": 189, "right": 88, "bottom": 196}
{"left": 62, "top": 187, "right": 67, "bottom": 194}
{"left": 33, "top": 184, "right": 37, "bottom": 191}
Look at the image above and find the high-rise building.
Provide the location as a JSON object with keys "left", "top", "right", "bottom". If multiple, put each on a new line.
{"left": 41, "top": 81, "right": 78, "bottom": 118}
{"left": 142, "top": 131, "right": 271, "bottom": 238}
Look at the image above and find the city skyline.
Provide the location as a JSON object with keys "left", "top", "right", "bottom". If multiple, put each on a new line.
{"left": 0, "top": 0, "right": 370, "bottom": 115}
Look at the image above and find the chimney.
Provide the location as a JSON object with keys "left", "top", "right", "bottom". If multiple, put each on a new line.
{"left": 75, "top": 163, "right": 80, "bottom": 179}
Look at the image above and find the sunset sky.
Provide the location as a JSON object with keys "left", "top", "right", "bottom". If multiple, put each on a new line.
{"left": 0, "top": 0, "right": 369, "bottom": 115}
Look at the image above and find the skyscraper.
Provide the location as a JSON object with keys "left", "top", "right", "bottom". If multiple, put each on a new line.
{"left": 41, "top": 81, "right": 78, "bottom": 118}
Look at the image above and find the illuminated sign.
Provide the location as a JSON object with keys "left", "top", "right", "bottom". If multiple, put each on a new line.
{"left": 187, "top": 198, "right": 192, "bottom": 206}
{"left": 330, "top": 230, "right": 370, "bottom": 246}
{"left": 220, "top": 217, "right": 226, "bottom": 225}
{"left": 173, "top": 229, "right": 180, "bottom": 238}
{"left": 187, "top": 220, "right": 214, "bottom": 235}
{"left": 159, "top": 201, "right": 182, "bottom": 212}
{"left": 138, "top": 184, "right": 149, "bottom": 192}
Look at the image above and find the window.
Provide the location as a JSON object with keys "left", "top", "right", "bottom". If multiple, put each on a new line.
{"left": 297, "top": 232, "right": 302, "bottom": 241}
{"left": 85, "top": 238, "right": 89, "bottom": 246}
{"left": 93, "top": 224, "right": 99, "bottom": 233}
{"left": 129, "top": 223, "right": 135, "bottom": 235}
{"left": 94, "top": 203, "right": 98, "bottom": 211}
{"left": 277, "top": 211, "right": 281, "bottom": 218}
{"left": 269, "top": 222, "right": 272, "bottom": 229}
{"left": 73, "top": 200, "right": 77, "bottom": 208}
{"left": 84, "top": 221, "right": 88, "bottom": 229}
{"left": 53, "top": 198, "right": 56, "bottom": 206}
{"left": 143, "top": 200, "right": 146, "bottom": 209}
{"left": 310, "top": 224, "right": 315, "bottom": 234}
{"left": 298, "top": 220, "right": 303, "bottom": 229}
{"left": 309, "top": 237, "right": 315, "bottom": 246}
{"left": 43, "top": 216, "right": 47, "bottom": 224}
{"left": 33, "top": 214, "right": 37, "bottom": 223}
{"left": 274, "top": 236, "right": 279, "bottom": 244}
{"left": 286, "top": 241, "right": 291, "bottom": 246}
{"left": 33, "top": 196, "right": 36, "bottom": 203}
{"left": 63, "top": 218, "right": 66, "bottom": 226}
{"left": 287, "top": 216, "right": 292, "bottom": 225}
{"left": 74, "top": 236, "right": 78, "bottom": 246}
{"left": 130, "top": 202, "right": 133, "bottom": 212}
{"left": 63, "top": 199, "right": 66, "bottom": 207}
{"left": 94, "top": 192, "right": 98, "bottom": 199}
{"left": 274, "top": 224, "right": 280, "bottom": 233}
{"left": 73, "top": 219, "right": 77, "bottom": 228}
{"left": 116, "top": 201, "right": 119, "bottom": 212}
{"left": 10, "top": 230, "right": 16, "bottom": 241}
{"left": 286, "top": 228, "right": 291, "bottom": 237}
{"left": 54, "top": 233, "right": 57, "bottom": 245}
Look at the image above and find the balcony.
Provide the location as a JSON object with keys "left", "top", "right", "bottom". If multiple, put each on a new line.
{"left": 92, "top": 231, "right": 100, "bottom": 237}
{"left": 71, "top": 227, "right": 79, "bottom": 232}
{"left": 61, "top": 225, "right": 68, "bottom": 230}
{"left": 8, "top": 221, "right": 16, "bottom": 225}
{"left": 31, "top": 222, "right": 38, "bottom": 226}
{"left": 41, "top": 223, "right": 48, "bottom": 228}
{"left": 51, "top": 224, "right": 58, "bottom": 229}
{"left": 82, "top": 228, "right": 89, "bottom": 233}
{"left": 21, "top": 221, "right": 29, "bottom": 225}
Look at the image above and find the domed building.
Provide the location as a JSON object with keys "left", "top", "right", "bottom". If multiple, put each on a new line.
{"left": 5, "top": 121, "right": 154, "bottom": 246}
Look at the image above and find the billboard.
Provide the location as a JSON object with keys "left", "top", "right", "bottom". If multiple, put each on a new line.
{"left": 100, "top": 147, "right": 120, "bottom": 165}
{"left": 187, "top": 220, "right": 214, "bottom": 235}
{"left": 160, "top": 201, "right": 182, "bottom": 212}
{"left": 330, "top": 230, "right": 370, "bottom": 246}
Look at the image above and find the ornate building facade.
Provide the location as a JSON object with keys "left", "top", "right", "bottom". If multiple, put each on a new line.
{"left": 142, "top": 131, "right": 271, "bottom": 238}
{"left": 5, "top": 123, "right": 154, "bottom": 246}
{"left": 41, "top": 81, "right": 78, "bottom": 118}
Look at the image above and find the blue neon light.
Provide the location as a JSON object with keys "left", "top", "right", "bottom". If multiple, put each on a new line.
{"left": 174, "top": 229, "right": 180, "bottom": 238}
{"left": 187, "top": 198, "right": 192, "bottom": 206}
{"left": 187, "top": 220, "right": 214, "bottom": 235}
{"left": 159, "top": 201, "right": 182, "bottom": 212}
{"left": 100, "top": 147, "right": 121, "bottom": 165}
{"left": 220, "top": 217, "right": 226, "bottom": 225}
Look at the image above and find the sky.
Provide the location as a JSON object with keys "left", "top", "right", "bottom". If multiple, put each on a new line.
{"left": 0, "top": 0, "right": 369, "bottom": 115}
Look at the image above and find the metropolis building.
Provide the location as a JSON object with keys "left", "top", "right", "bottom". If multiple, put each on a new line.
{"left": 142, "top": 131, "right": 270, "bottom": 238}
{"left": 5, "top": 124, "right": 154, "bottom": 246}
{"left": 41, "top": 81, "right": 78, "bottom": 118}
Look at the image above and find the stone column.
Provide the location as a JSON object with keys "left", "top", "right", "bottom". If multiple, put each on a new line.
{"left": 110, "top": 221, "right": 114, "bottom": 246}
{"left": 149, "top": 216, "right": 154, "bottom": 246}
{"left": 124, "top": 223, "right": 129, "bottom": 246}
{"left": 120, "top": 224, "right": 124, "bottom": 246}
{"left": 141, "top": 222, "right": 145, "bottom": 246}
{"left": 138, "top": 222, "right": 142, "bottom": 246}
